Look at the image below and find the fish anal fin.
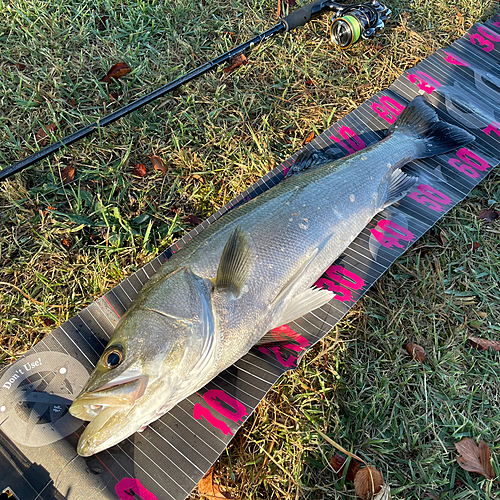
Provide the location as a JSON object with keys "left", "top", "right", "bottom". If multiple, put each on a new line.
{"left": 215, "top": 227, "right": 253, "bottom": 297}
{"left": 382, "top": 169, "right": 417, "bottom": 209}
{"left": 270, "top": 287, "right": 335, "bottom": 330}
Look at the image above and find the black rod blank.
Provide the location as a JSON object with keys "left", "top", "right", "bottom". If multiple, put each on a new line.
{"left": 0, "top": 23, "right": 285, "bottom": 182}
{"left": 0, "top": 0, "right": 351, "bottom": 182}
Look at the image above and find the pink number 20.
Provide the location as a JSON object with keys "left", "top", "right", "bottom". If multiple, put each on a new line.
{"left": 193, "top": 389, "right": 248, "bottom": 436}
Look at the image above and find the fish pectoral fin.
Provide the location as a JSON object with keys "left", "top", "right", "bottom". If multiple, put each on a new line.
{"left": 214, "top": 227, "right": 253, "bottom": 297}
{"left": 270, "top": 248, "right": 319, "bottom": 310}
{"left": 382, "top": 169, "right": 417, "bottom": 209}
{"left": 269, "top": 287, "right": 335, "bottom": 330}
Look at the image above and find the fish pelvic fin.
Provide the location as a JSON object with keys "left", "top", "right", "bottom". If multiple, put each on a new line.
{"left": 215, "top": 227, "right": 253, "bottom": 297}
{"left": 390, "top": 95, "right": 475, "bottom": 159}
{"left": 382, "top": 169, "right": 417, "bottom": 209}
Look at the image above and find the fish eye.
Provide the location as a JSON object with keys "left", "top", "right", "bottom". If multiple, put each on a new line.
{"left": 103, "top": 345, "right": 123, "bottom": 369}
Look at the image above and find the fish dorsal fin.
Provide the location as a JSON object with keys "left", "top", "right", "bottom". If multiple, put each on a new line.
{"left": 215, "top": 227, "right": 253, "bottom": 297}
{"left": 269, "top": 287, "right": 335, "bottom": 330}
{"left": 382, "top": 169, "right": 417, "bottom": 209}
{"left": 286, "top": 146, "right": 345, "bottom": 177}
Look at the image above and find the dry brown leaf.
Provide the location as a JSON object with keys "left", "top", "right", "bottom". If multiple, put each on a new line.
{"left": 439, "top": 230, "right": 449, "bottom": 246}
{"left": 109, "top": 91, "right": 119, "bottom": 102}
{"left": 197, "top": 467, "right": 234, "bottom": 499}
{"left": 100, "top": 62, "right": 132, "bottom": 82}
{"left": 223, "top": 53, "right": 248, "bottom": 74}
{"left": 132, "top": 163, "right": 146, "bottom": 177}
{"left": 61, "top": 165, "right": 75, "bottom": 185}
{"left": 277, "top": 0, "right": 297, "bottom": 18}
{"left": 69, "top": 97, "right": 76, "bottom": 108}
{"left": 97, "top": 15, "right": 109, "bottom": 31}
{"left": 330, "top": 453, "right": 361, "bottom": 482}
{"left": 36, "top": 123, "right": 58, "bottom": 146}
{"left": 354, "top": 466, "right": 384, "bottom": 500}
{"left": 183, "top": 214, "right": 202, "bottom": 226}
{"left": 405, "top": 342, "right": 426, "bottom": 363}
{"left": 223, "top": 31, "right": 237, "bottom": 41}
{"left": 471, "top": 242, "right": 481, "bottom": 253}
{"left": 478, "top": 207, "right": 500, "bottom": 222}
{"left": 16, "top": 62, "right": 26, "bottom": 71}
{"left": 192, "top": 174, "right": 205, "bottom": 183}
{"left": 150, "top": 155, "right": 167, "bottom": 174}
{"left": 303, "top": 131, "right": 315, "bottom": 145}
{"left": 455, "top": 438, "right": 495, "bottom": 479}
{"left": 468, "top": 336, "right": 500, "bottom": 352}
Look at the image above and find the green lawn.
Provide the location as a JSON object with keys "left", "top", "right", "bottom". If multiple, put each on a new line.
{"left": 0, "top": 0, "right": 499, "bottom": 498}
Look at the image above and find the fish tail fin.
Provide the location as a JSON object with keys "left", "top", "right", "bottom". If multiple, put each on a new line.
{"left": 390, "top": 95, "right": 475, "bottom": 159}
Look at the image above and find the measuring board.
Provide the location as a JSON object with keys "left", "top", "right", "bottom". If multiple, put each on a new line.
{"left": 2, "top": 13, "right": 500, "bottom": 500}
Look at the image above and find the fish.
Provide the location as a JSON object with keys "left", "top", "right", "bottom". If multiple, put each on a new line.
{"left": 69, "top": 96, "right": 474, "bottom": 456}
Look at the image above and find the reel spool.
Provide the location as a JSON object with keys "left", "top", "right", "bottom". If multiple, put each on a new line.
{"left": 330, "top": 0, "right": 391, "bottom": 49}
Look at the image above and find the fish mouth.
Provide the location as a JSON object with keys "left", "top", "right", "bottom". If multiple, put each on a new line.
{"left": 70, "top": 375, "right": 149, "bottom": 422}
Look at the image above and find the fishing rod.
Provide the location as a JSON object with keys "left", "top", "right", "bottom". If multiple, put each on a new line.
{"left": 0, "top": 0, "right": 391, "bottom": 182}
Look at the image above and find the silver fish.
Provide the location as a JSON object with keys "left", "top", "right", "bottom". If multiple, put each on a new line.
{"left": 69, "top": 96, "right": 474, "bottom": 456}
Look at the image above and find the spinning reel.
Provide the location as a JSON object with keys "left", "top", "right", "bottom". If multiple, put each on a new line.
{"left": 330, "top": 1, "right": 391, "bottom": 49}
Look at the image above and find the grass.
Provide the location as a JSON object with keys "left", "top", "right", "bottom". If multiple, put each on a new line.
{"left": 1, "top": 0, "right": 499, "bottom": 498}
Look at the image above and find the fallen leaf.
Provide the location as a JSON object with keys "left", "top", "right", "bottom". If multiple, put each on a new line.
{"left": 405, "top": 342, "right": 426, "bottom": 363}
{"left": 109, "top": 91, "right": 119, "bottom": 101}
{"left": 36, "top": 123, "right": 58, "bottom": 146}
{"left": 305, "top": 79, "right": 315, "bottom": 87}
{"left": 197, "top": 467, "right": 234, "bottom": 499}
{"left": 468, "top": 336, "right": 500, "bottom": 352}
{"left": 183, "top": 214, "right": 202, "bottom": 226}
{"left": 471, "top": 242, "right": 481, "bottom": 253}
{"left": 192, "top": 174, "right": 205, "bottom": 183}
{"left": 439, "top": 230, "right": 449, "bottom": 245}
{"left": 424, "top": 493, "right": 439, "bottom": 500}
{"left": 455, "top": 438, "right": 495, "bottom": 479}
{"left": 61, "top": 239, "right": 70, "bottom": 248}
{"left": 100, "top": 62, "right": 132, "bottom": 82}
{"left": 150, "top": 155, "right": 167, "bottom": 174}
{"left": 223, "top": 31, "right": 237, "bottom": 41}
{"left": 15, "top": 63, "right": 26, "bottom": 71}
{"left": 354, "top": 466, "right": 384, "bottom": 500}
{"left": 69, "top": 97, "right": 76, "bottom": 108}
{"left": 478, "top": 207, "right": 500, "bottom": 222}
{"left": 223, "top": 53, "right": 248, "bottom": 74}
{"left": 276, "top": 0, "right": 297, "bottom": 18}
{"left": 132, "top": 163, "right": 146, "bottom": 177}
{"left": 43, "top": 317, "right": 55, "bottom": 327}
{"left": 61, "top": 165, "right": 75, "bottom": 185}
{"left": 97, "top": 15, "right": 109, "bottom": 31}
{"left": 303, "top": 131, "right": 315, "bottom": 145}
{"left": 476, "top": 311, "right": 487, "bottom": 319}
{"left": 330, "top": 453, "right": 362, "bottom": 482}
